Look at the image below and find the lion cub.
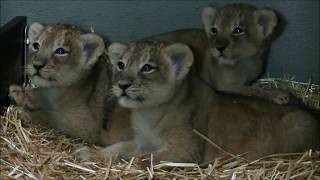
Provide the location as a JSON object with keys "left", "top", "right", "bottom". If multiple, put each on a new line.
{"left": 82, "top": 41, "right": 203, "bottom": 162}
{"left": 9, "top": 23, "right": 132, "bottom": 145}
{"left": 204, "top": 87, "right": 320, "bottom": 160}
{"left": 201, "top": 4, "right": 292, "bottom": 104}
{"left": 76, "top": 40, "right": 319, "bottom": 162}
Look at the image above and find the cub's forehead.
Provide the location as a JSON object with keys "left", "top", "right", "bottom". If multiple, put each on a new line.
{"left": 123, "top": 42, "right": 163, "bottom": 65}
{"left": 37, "top": 25, "right": 82, "bottom": 46}
{"left": 215, "top": 4, "right": 256, "bottom": 26}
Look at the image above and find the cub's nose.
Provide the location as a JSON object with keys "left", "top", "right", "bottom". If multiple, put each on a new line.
{"left": 216, "top": 46, "right": 227, "bottom": 53}
{"left": 118, "top": 81, "right": 132, "bottom": 90}
{"left": 33, "top": 64, "right": 45, "bottom": 70}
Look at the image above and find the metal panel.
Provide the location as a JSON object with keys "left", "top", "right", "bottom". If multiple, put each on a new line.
{"left": 0, "top": 16, "right": 26, "bottom": 106}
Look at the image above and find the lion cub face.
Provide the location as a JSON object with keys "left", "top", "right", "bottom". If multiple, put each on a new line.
{"left": 202, "top": 4, "right": 277, "bottom": 65}
{"left": 108, "top": 41, "right": 193, "bottom": 108}
{"left": 27, "top": 23, "right": 104, "bottom": 87}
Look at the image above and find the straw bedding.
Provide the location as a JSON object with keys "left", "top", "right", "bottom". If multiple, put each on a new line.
{"left": 1, "top": 78, "right": 319, "bottom": 179}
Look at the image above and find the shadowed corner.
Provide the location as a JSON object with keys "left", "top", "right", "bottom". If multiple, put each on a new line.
{"left": 0, "top": 16, "right": 27, "bottom": 107}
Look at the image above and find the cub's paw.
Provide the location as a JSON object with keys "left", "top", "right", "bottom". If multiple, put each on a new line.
{"left": 74, "top": 146, "right": 95, "bottom": 161}
{"left": 9, "top": 85, "right": 25, "bottom": 105}
{"left": 96, "top": 147, "right": 119, "bottom": 161}
{"left": 272, "top": 92, "right": 290, "bottom": 105}
{"left": 269, "top": 90, "right": 301, "bottom": 105}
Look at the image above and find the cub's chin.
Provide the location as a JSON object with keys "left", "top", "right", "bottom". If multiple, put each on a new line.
{"left": 118, "top": 95, "right": 165, "bottom": 109}
{"left": 31, "top": 75, "right": 57, "bottom": 87}
{"left": 217, "top": 57, "right": 237, "bottom": 65}
{"left": 30, "top": 73, "right": 82, "bottom": 88}
{"left": 118, "top": 96, "right": 141, "bottom": 108}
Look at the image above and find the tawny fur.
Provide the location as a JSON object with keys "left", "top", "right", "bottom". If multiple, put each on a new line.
{"left": 90, "top": 40, "right": 319, "bottom": 163}
{"left": 9, "top": 23, "right": 132, "bottom": 145}
{"left": 89, "top": 41, "right": 203, "bottom": 163}
{"left": 202, "top": 85, "right": 320, "bottom": 161}
{"left": 200, "top": 4, "right": 300, "bottom": 105}
{"left": 145, "top": 4, "right": 294, "bottom": 105}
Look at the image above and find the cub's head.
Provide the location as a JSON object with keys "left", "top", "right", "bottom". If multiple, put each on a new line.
{"left": 202, "top": 4, "right": 278, "bottom": 65}
{"left": 27, "top": 22, "right": 104, "bottom": 87}
{"left": 108, "top": 41, "right": 193, "bottom": 108}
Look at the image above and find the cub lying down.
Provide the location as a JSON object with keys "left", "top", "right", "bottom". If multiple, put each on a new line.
{"left": 9, "top": 22, "right": 132, "bottom": 145}
{"left": 81, "top": 40, "right": 319, "bottom": 162}
{"left": 200, "top": 3, "right": 295, "bottom": 104}
{"left": 204, "top": 90, "right": 319, "bottom": 161}
{"left": 77, "top": 41, "right": 203, "bottom": 162}
{"left": 148, "top": 3, "right": 293, "bottom": 105}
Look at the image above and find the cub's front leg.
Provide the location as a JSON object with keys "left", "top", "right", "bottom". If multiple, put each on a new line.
{"left": 75, "top": 141, "right": 138, "bottom": 161}
{"left": 9, "top": 85, "right": 51, "bottom": 127}
{"left": 217, "top": 84, "right": 299, "bottom": 105}
{"left": 152, "top": 128, "right": 201, "bottom": 163}
{"left": 9, "top": 85, "right": 38, "bottom": 110}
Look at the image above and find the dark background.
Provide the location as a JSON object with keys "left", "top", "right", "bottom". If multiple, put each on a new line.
{"left": 0, "top": 17, "right": 26, "bottom": 106}
{"left": 1, "top": 0, "right": 319, "bottom": 83}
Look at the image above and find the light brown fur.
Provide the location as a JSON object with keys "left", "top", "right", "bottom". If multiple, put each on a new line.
{"left": 144, "top": 4, "right": 293, "bottom": 105}
{"left": 199, "top": 5, "right": 319, "bottom": 160}
{"left": 82, "top": 41, "right": 203, "bottom": 163}
{"left": 90, "top": 40, "right": 318, "bottom": 163}
{"left": 9, "top": 23, "right": 132, "bottom": 145}
{"left": 203, "top": 87, "right": 320, "bottom": 161}
{"left": 201, "top": 4, "right": 296, "bottom": 104}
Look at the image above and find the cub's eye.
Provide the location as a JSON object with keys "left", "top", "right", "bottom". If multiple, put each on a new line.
{"left": 117, "top": 61, "right": 125, "bottom": 71}
{"left": 211, "top": 27, "right": 218, "bottom": 35}
{"left": 54, "top": 48, "right": 69, "bottom": 56}
{"left": 140, "top": 64, "right": 156, "bottom": 73}
{"left": 32, "top": 42, "right": 40, "bottom": 51}
{"left": 232, "top": 27, "right": 245, "bottom": 35}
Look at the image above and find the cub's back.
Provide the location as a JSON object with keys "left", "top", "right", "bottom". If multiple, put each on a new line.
{"left": 206, "top": 92, "right": 320, "bottom": 159}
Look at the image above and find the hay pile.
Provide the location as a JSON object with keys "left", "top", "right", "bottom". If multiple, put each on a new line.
{"left": 1, "top": 78, "right": 320, "bottom": 179}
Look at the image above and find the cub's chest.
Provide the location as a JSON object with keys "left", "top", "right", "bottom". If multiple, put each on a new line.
{"left": 131, "top": 111, "right": 164, "bottom": 152}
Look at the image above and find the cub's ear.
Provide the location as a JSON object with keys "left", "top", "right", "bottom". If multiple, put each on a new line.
{"left": 80, "top": 33, "right": 105, "bottom": 69}
{"left": 254, "top": 8, "right": 278, "bottom": 39}
{"left": 107, "top": 42, "right": 127, "bottom": 66}
{"left": 28, "top": 22, "right": 44, "bottom": 42}
{"left": 162, "top": 43, "right": 194, "bottom": 81}
{"left": 202, "top": 6, "right": 217, "bottom": 35}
